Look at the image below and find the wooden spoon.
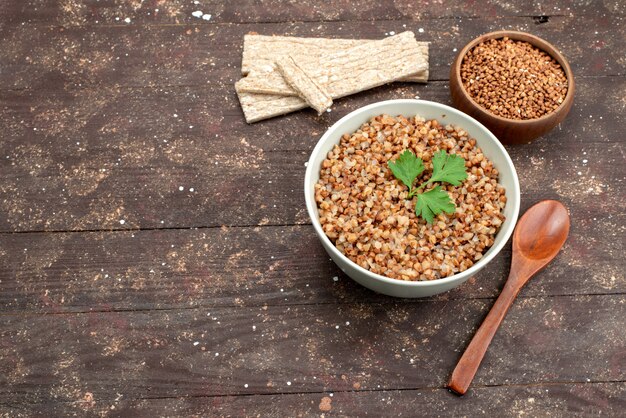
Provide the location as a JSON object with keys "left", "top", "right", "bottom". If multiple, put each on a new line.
{"left": 447, "top": 200, "right": 570, "bottom": 395}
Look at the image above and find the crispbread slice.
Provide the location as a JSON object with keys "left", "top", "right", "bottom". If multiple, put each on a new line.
{"left": 236, "top": 68, "right": 297, "bottom": 96}
{"left": 236, "top": 31, "right": 428, "bottom": 98}
{"left": 276, "top": 56, "right": 332, "bottom": 114}
{"left": 242, "top": 35, "right": 361, "bottom": 75}
{"left": 242, "top": 33, "right": 429, "bottom": 83}
{"left": 235, "top": 88, "right": 307, "bottom": 123}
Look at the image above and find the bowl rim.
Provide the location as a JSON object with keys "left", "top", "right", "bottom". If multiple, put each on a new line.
{"left": 452, "top": 30, "right": 575, "bottom": 125}
{"left": 304, "top": 99, "right": 521, "bottom": 288}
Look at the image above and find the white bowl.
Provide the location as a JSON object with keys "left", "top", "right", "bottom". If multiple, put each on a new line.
{"left": 304, "top": 100, "right": 520, "bottom": 298}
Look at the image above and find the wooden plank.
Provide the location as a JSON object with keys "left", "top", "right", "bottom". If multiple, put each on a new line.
{"left": 0, "top": 16, "right": 623, "bottom": 90}
{"left": 0, "top": 219, "right": 623, "bottom": 314}
{"left": 0, "top": 295, "right": 624, "bottom": 404}
{"left": 2, "top": 382, "right": 623, "bottom": 417}
{"left": 0, "top": 3, "right": 623, "bottom": 417}
{"left": 0, "top": 77, "right": 623, "bottom": 232}
{"left": 0, "top": 0, "right": 623, "bottom": 27}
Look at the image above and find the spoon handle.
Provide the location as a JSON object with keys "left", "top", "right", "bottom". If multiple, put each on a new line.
{"left": 447, "top": 279, "right": 521, "bottom": 395}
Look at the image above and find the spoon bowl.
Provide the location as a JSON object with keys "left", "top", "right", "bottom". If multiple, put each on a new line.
{"left": 514, "top": 201, "right": 570, "bottom": 261}
{"left": 447, "top": 200, "right": 570, "bottom": 395}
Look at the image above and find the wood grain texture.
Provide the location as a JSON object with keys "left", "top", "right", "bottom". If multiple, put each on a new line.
{"left": 1, "top": 1, "right": 625, "bottom": 415}
{"left": 0, "top": 0, "right": 623, "bottom": 27}
{"left": 0, "top": 222, "right": 623, "bottom": 314}
{"left": 1, "top": 382, "right": 624, "bottom": 417}
{"left": 1, "top": 295, "right": 624, "bottom": 405}
{"left": 0, "top": 16, "right": 623, "bottom": 91}
{"left": 0, "top": 78, "right": 624, "bottom": 232}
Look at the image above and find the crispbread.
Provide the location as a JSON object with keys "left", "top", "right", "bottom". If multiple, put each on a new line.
{"left": 242, "top": 34, "right": 362, "bottom": 75}
{"left": 236, "top": 68, "right": 308, "bottom": 97}
{"left": 276, "top": 56, "right": 333, "bottom": 114}
{"left": 235, "top": 88, "right": 307, "bottom": 123}
{"left": 236, "top": 31, "right": 428, "bottom": 98}
{"left": 242, "top": 34, "right": 429, "bottom": 83}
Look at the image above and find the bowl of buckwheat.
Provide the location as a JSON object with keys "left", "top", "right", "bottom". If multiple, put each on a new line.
{"left": 450, "top": 31, "right": 575, "bottom": 145}
{"left": 304, "top": 100, "right": 520, "bottom": 298}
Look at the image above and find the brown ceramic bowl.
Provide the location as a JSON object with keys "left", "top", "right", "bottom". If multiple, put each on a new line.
{"left": 450, "top": 31, "right": 575, "bottom": 145}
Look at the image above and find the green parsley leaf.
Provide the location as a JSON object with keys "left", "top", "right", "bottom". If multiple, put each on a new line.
{"left": 415, "top": 186, "right": 456, "bottom": 224}
{"left": 428, "top": 150, "right": 468, "bottom": 186}
{"left": 388, "top": 149, "right": 467, "bottom": 223}
{"left": 387, "top": 150, "right": 424, "bottom": 190}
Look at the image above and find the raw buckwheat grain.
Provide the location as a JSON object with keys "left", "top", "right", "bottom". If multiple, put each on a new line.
{"left": 460, "top": 37, "right": 568, "bottom": 120}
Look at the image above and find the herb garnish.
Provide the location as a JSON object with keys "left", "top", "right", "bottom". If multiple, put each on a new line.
{"left": 388, "top": 149, "right": 468, "bottom": 224}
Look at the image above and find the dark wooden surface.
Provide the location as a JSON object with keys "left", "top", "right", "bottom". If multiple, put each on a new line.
{"left": 0, "top": 1, "right": 624, "bottom": 416}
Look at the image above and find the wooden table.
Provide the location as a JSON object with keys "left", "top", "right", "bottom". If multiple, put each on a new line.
{"left": 1, "top": 1, "right": 624, "bottom": 416}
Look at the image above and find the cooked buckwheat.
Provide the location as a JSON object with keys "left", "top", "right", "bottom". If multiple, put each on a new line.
{"left": 314, "top": 114, "right": 506, "bottom": 281}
